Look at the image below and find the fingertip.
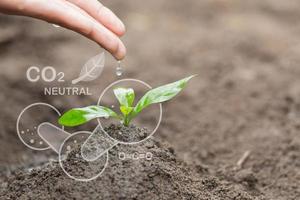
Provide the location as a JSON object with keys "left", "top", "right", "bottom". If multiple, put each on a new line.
{"left": 114, "top": 41, "right": 126, "bottom": 60}
{"left": 99, "top": 7, "right": 126, "bottom": 37}
{"left": 118, "top": 22, "right": 126, "bottom": 37}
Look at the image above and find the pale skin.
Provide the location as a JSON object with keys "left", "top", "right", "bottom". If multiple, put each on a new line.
{"left": 0, "top": 0, "right": 126, "bottom": 60}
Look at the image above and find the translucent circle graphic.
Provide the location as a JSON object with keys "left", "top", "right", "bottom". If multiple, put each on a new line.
{"left": 16, "top": 103, "right": 62, "bottom": 151}
{"left": 97, "top": 79, "right": 162, "bottom": 145}
{"left": 59, "top": 131, "right": 108, "bottom": 182}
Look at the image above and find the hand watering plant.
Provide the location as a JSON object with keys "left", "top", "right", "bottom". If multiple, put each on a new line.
{"left": 58, "top": 75, "right": 195, "bottom": 127}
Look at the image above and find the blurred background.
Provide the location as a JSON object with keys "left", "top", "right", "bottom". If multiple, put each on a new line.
{"left": 1, "top": 0, "right": 300, "bottom": 198}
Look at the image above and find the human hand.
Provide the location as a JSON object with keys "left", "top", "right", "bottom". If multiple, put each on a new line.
{"left": 0, "top": 0, "right": 126, "bottom": 60}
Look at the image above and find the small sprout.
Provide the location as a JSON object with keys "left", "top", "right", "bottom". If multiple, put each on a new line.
{"left": 58, "top": 75, "right": 195, "bottom": 127}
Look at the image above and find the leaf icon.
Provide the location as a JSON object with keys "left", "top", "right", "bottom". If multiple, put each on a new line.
{"left": 72, "top": 52, "right": 105, "bottom": 85}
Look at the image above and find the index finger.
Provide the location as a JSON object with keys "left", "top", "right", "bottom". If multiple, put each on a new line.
{"left": 26, "top": 0, "right": 126, "bottom": 60}
{"left": 66, "top": 0, "right": 125, "bottom": 36}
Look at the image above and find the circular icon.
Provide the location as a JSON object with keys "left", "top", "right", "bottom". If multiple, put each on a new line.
{"left": 97, "top": 79, "right": 162, "bottom": 145}
{"left": 16, "top": 103, "right": 62, "bottom": 151}
{"left": 59, "top": 131, "right": 108, "bottom": 182}
{"left": 145, "top": 152, "right": 153, "bottom": 160}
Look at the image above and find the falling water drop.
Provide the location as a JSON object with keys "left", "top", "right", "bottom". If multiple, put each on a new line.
{"left": 67, "top": 145, "right": 71, "bottom": 151}
{"left": 39, "top": 141, "right": 43, "bottom": 145}
{"left": 116, "top": 61, "right": 123, "bottom": 76}
{"left": 30, "top": 139, "right": 35, "bottom": 144}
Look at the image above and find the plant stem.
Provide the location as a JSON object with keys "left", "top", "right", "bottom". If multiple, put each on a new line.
{"left": 123, "top": 114, "right": 132, "bottom": 127}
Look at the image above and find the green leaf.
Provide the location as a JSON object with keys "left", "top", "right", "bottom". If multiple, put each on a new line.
{"left": 113, "top": 87, "right": 135, "bottom": 107}
{"left": 120, "top": 106, "right": 133, "bottom": 116}
{"left": 132, "top": 75, "right": 195, "bottom": 117}
{"left": 58, "top": 106, "right": 118, "bottom": 127}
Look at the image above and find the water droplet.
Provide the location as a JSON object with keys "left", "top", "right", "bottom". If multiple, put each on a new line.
{"left": 21, "top": 131, "right": 24, "bottom": 134}
{"left": 118, "top": 131, "right": 122, "bottom": 135}
{"left": 39, "top": 141, "right": 43, "bottom": 145}
{"left": 30, "top": 139, "right": 35, "bottom": 144}
{"left": 67, "top": 145, "right": 71, "bottom": 151}
{"left": 116, "top": 61, "right": 123, "bottom": 76}
{"left": 74, "top": 140, "right": 77, "bottom": 144}
{"left": 34, "top": 126, "right": 37, "bottom": 129}
{"left": 111, "top": 105, "right": 115, "bottom": 108}
{"left": 75, "top": 154, "right": 79, "bottom": 158}
{"left": 116, "top": 68, "right": 123, "bottom": 76}
{"left": 31, "top": 132, "right": 34, "bottom": 135}
{"left": 27, "top": 129, "right": 30, "bottom": 132}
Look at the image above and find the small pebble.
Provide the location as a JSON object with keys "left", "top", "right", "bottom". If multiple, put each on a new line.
{"left": 145, "top": 142, "right": 155, "bottom": 149}
{"left": 138, "top": 131, "right": 147, "bottom": 138}
{"left": 1, "top": 182, "right": 8, "bottom": 188}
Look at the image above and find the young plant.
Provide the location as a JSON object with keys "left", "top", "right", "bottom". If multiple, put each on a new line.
{"left": 58, "top": 75, "right": 195, "bottom": 127}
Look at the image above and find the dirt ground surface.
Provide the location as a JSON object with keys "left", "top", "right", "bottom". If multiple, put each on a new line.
{"left": 1, "top": 0, "right": 300, "bottom": 199}
{"left": 1, "top": 126, "right": 262, "bottom": 199}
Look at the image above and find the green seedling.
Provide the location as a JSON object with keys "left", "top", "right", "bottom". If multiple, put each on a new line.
{"left": 58, "top": 75, "right": 195, "bottom": 127}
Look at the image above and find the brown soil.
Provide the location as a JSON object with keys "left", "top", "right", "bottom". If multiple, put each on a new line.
{"left": 1, "top": 126, "right": 262, "bottom": 200}
{"left": 1, "top": 0, "right": 300, "bottom": 199}
{"left": 104, "top": 124, "right": 149, "bottom": 143}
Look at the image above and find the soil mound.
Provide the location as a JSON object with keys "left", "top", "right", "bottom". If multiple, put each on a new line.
{"left": 0, "top": 126, "right": 262, "bottom": 200}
